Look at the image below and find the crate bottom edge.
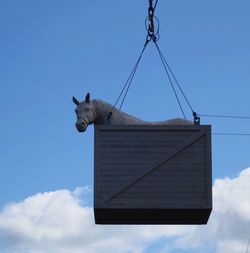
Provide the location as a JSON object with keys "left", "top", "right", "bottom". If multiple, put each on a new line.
{"left": 94, "top": 208, "right": 212, "bottom": 225}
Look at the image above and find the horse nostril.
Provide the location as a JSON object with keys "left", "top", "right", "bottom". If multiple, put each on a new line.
{"left": 76, "top": 121, "right": 87, "bottom": 130}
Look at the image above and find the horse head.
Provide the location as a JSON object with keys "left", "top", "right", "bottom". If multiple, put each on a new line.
{"left": 72, "top": 93, "right": 96, "bottom": 132}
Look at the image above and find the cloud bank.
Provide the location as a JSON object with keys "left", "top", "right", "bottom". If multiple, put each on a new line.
{"left": 0, "top": 169, "right": 250, "bottom": 253}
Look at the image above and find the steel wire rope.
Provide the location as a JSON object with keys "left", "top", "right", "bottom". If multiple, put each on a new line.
{"left": 153, "top": 0, "right": 159, "bottom": 10}
{"left": 212, "top": 132, "right": 250, "bottom": 136}
{"left": 153, "top": 41, "right": 186, "bottom": 119}
{"left": 118, "top": 39, "right": 150, "bottom": 110}
{"left": 112, "top": 64, "right": 138, "bottom": 109}
{"left": 148, "top": 0, "right": 159, "bottom": 10}
{"left": 148, "top": 0, "right": 250, "bottom": 131}
{"left": 198, "top": 113, "right": 250, "bottom": 136}
{"left": 108, "top": 0, "right": 161, "bottom": 121}
{"left": 198, "top": 113, "right": 250, "bottom": 120}
{"left": 113, "top": 47, "right": 144, "bottom": 109}
{"left": 117, "top": 1, "right": 161, "bottom": 111}
{"left": 107, "top": 39, "right": 151, "bottom": 122}
{"left": 154, "top": 41, "right": 195, "bottom": 114}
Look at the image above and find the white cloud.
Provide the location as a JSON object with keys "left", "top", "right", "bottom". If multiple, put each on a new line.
{"left": 175, "top": 168, "right": 250, "bottom": 253}
{"left": 0, "top": 169, "right": 250, "bottom": 253}
{"left": 0, "top": 186, "right": 184, "bottom": 253}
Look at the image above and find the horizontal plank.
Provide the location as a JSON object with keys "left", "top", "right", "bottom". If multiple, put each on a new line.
{"left": 96, "top": 125, "right": 211, "bottom": 130}
{"left": 99, "top": 163, "right": 206, "bottom": 170}
{"left": 99, "top": 135, "right": 196, "bottom": 143}
{"left": 100, "top": 184, "right": 207, "bottom": 192}
{"left": 100, "top": 192, "right": 207, "bottom": 201}
{"left": 99, "top": 142, "right": 206, "bottom": 151}
{"left": 100, "top": 173, "right": 206, "bottom": 180}
{"left": 99, "top": 194, "right": 208, "bottom": 201}
{"left": 99, "top": 149, "right": 207, "bottom": 158}
{"left": 100, "top": 166, "right": 207, "bottom": 174}
{"left": 100, "top": 143, "right": 206, "bottom": 150}
{"left": 99, "top": 181, "right": 207, "bottom": 191}
{"left": 98, "top": 129, "right": 208, "bottom": 137}
{"left": 99, "top": 129, "right": 197, "bottom": 135}
{"left": 99, "top": 158, "right": 207, "bottom": 165}
{"left": 101, "top": 182, "right": 207, "bottom": 190}
{"left": 99, "top": 183, "right": 207, "bottom": 192}
{"left": 99, "top": 158, "right": 206, "bottom": 166}
{"left": 99, "top": 152, "right": 206, "bottom": 161}
{"left": 99, "top": 189, "right": 207, "bottom": 196}
{"left": 99, "top": 139, "right": 205, "bottom": 147}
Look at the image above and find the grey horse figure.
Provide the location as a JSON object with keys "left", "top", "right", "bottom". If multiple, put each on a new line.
{"left": 73, "top": 93, "right": 193, "bottom": 132}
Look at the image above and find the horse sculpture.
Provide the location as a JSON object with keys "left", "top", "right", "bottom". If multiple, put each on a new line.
{"left": 73, "top": 93, "right": 193, "bottom": 132}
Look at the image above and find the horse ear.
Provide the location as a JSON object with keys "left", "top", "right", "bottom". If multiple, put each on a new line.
{"left": 85, "top": 93, "right": 90, "bottom": 104}
{"left": 72, "top": 96, "right": 80, "bottom": 105}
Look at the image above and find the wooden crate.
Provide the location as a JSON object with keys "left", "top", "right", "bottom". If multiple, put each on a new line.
{"left": 94, "top": 125, "right": 212, "bottom": 224}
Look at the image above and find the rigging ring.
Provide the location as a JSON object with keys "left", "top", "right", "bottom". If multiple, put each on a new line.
{"left": 145, "top": 15, "right": 160, "bottom": 41}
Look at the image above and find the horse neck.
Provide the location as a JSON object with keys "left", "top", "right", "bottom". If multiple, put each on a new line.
{"left": 92, "top": 99, "right": 146, "bottom": 125}
{"left": 92, "top": 99, "right": 114, "bottom": 124}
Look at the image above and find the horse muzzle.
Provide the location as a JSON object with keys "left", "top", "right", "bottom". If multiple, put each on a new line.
{"left": 76, "top": 119, "right": 88, "bottom": 132}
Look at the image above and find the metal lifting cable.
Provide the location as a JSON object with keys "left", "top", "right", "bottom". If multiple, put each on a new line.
{"left": 109, "top": 0, "right": 198, "bottom": 123}
{"left": 149, "top": 0, "right": 159, "bottom": 10}
{"left": 213, "top": 132, "right": 250, "bottom": 136}
{"left": 200, "top": 113, "right": 250, "bottom": 136}
{"left": 118, "top": 39, "right": 150, "bottom": 110}
{"left": 107, "top": 38, "right": 150, "bottom": 122}
{"left": 114, "top": 40, "right": 150, "bottom": 110}
{"left": 154, "top": 41, "right": 195, "bottom": 114}
{"left": 153, "top": 41, "right": 203, "bottom": 124}
{"left": 198, "top": 113, "right": 250, "bottom": 120}
{"left": 108, "top": 0, "right": 160, "bottom": 122}
{"left": 108, "top": 1, "right": 250, "bottom": 136}
{"left": 115, "top": 0, "right": 161, "bottom": 112}
{"left": 154, "top": 41, "right": 186, "bottom": 119}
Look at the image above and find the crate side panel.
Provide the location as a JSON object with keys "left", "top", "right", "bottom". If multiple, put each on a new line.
{"left": 94, "top": 125, "right": 212, "bottom": 211}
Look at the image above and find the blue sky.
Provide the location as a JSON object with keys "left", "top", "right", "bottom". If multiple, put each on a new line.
{"left": 0, "top": 1, "right": 250, "bottom": 253}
